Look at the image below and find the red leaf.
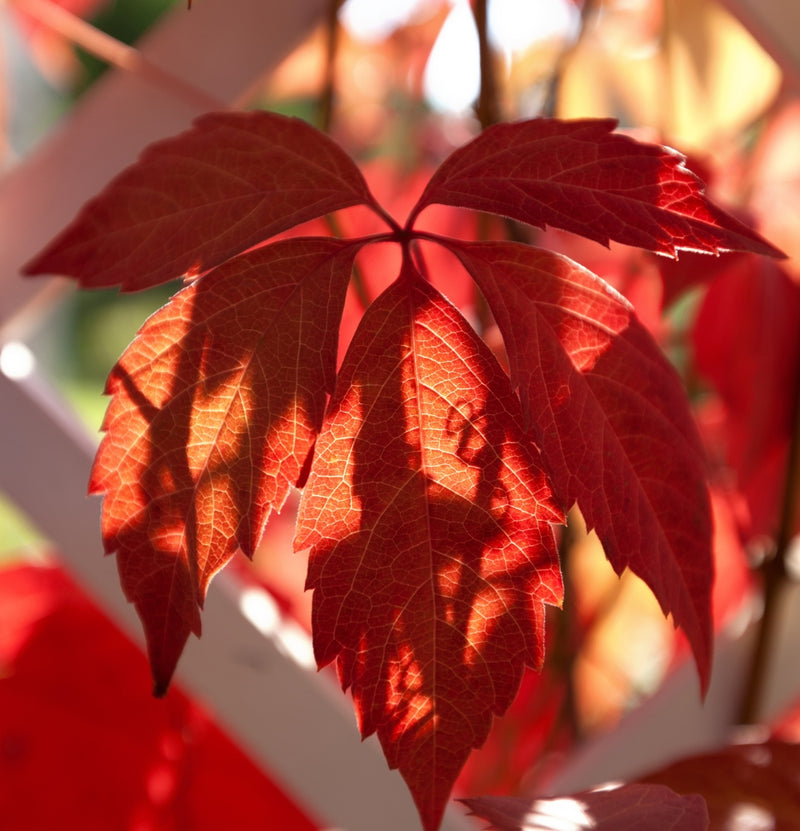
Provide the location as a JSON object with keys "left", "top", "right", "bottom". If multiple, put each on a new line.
{"left": 692, "top": 258, "right": 800, "bottom": 540}
{"left": 656, "top": 250, "right": 751, "bottom": 307}
{"left": 409, "top": 119, "right": 782, "bottom": 259}
{"left": 0, "top": 562, "right": 318, "bottom": 831}
{"left": 295, "top": 262, "right": 563, "bottom": 831}
{"left": 24, "top": 111, "right": 378, "bottom": 291}
{"left": 456, "top": 664, "right": 571, "bottom": 797}
{"left": 450, "top": 241, "right": 713, "bottom": 690}
{"left": 461, "top": 783, "right": 709, "bottom": 831}
{"left": 639, "top": 739, "right": 800, "bottom": 830}
{"left": 91, "top": 237, "right": 360, "bottom": 692}
{"left": 23, "top": 111, "right": 780, "bottom": 828}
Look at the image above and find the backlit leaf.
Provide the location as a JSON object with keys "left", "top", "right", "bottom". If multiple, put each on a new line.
{"left": 24, "top": 111, "right": 379, "bottom": 291}
{"left": 295, "top": 262, "right": 563, "bottom": 831}
{"left": 91, "top": 237, "right": 360, "bottom": 692}
{"left": 450, "top": 240, "right": 713, "bottom": 690}
{"left": 410, "top": 118, "right": 782, "bottom": 259}
{"left": 22, "top": 108, "right": 785, "bottom": 831}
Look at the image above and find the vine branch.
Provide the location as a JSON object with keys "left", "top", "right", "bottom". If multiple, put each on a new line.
{"left": 318, "top": 0, "right": 345, "bottom": 134}
{"left": 473, "top": 0, "right": 501, "bottom": 128}
{"left": 739, "top": 353, "right": 800, "bottom": 723}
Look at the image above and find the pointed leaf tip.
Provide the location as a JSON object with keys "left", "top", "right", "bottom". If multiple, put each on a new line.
{"left": 411, "top": 117, "right": 782, "bottom": 260}
{"left": 297, "top": 264, "right": 563, "bottom": 831}
{"left": 24, "top": 110, "right": 376, "bottom": 290}
{"left": 153, "top": 680, "right": 170, "bottom": 698}
{"left": 94, "top": 237, "right": 359, "bottom": 687}
{"left": 449, "top": 240, "right": 713, "bottom": 691}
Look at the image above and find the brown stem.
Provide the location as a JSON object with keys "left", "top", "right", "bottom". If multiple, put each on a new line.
{"left": 551, "top": 510, "right": 586, "bottom": 745}
{"left": 738, "top": 352, "right": 800, "bottom": 723}
{"left": 317, "top": 1, "right": 373, "bottom": 310}
{"left": 473, "top": 0, "right": 501, "bottom": 128}
{"left": 318, "top": 0, "right": 345, "bottom": 134}
{"left": 324, "top": 215, "right": 371, "bottom": 310}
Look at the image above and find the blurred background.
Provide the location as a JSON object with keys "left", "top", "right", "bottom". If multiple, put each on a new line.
{"left": 1, "top": 1, "right": 799, "bottom": 829}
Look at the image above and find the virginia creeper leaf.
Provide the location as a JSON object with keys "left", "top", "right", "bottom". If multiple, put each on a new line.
{"left": 449, "top": 240, "right": 713, "bottom": 690}
{"left": 23, "top": 111, "right": 783, "bottom": 830}
{"left": 295, "top": 262, "right": 564, "bottom": 831}
{"left": 462, "top": 784, "right": 709, "bottom": 831}
{"left": 91, "top": 237, "right": 360, "bottom": 692}
{"left": 409, "top": 118, "right": 782, "bottom": 259}
{"left": 24, "top": 111, "right": 378, "bottom": 291}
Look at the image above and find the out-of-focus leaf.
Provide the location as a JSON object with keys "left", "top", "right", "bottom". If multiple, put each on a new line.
{"left": 0, "top": 561, "right": 318, "bottom": 830}
{"left": 639, "top": 739, "right": 800, "bottom": 831}
{"left": 461, "top": 783, "right": 708, "bottom": 830}
{"left": 692, "top": 258, "right": 800, "bottom": 540}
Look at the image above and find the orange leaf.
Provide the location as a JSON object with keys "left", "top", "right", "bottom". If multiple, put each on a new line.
{"left": 410, "top": 118, "right": 782, "bottom": 259}
{"left": 295, "top": 261, "right": 563, "bottom": 831}
{"left": 92, "top": 237, "right": 360, "bottom": 692}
